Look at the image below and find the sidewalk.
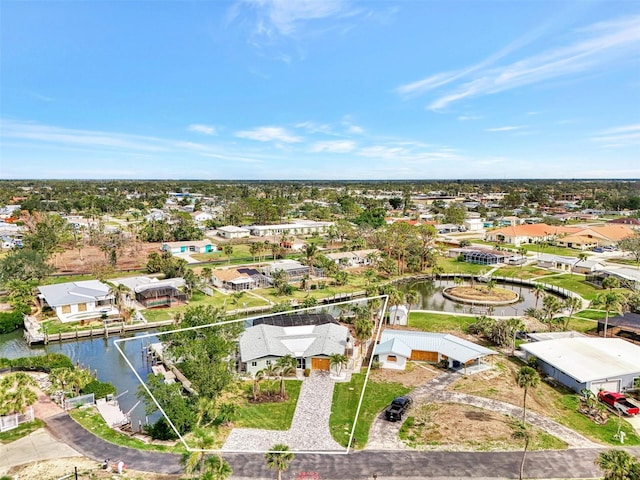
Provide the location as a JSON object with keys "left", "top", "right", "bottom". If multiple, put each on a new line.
{"left": 0, "top": 429, "right": 83, "bottom": 474}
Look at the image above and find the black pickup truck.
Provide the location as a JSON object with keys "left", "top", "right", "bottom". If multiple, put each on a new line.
{"left": 384, "top": 396, "right": 412, "bottom": 422}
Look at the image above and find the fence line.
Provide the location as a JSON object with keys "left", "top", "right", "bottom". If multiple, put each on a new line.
{"left": 0, "top": 406, "right": 34, "bottom": 432}
{"left": 64, "top": 393, "right": 95, "bottom": 410}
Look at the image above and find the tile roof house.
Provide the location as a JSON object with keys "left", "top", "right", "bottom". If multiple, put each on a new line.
{"left": 239, "top": 322, "right": 350, "bottom": 375}
{"left": 373, "top": 330, "right": 495, "bottom": 371}
{"left": 211, "top": 267, "right": 269, "bottom": 291}
{"left": 37, "top": 280, "right": 117, "bottom": 323}
{"left": 485, "top": 224, "right": 579, "bottom": 246}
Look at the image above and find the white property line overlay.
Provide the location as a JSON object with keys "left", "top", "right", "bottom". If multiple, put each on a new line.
{"left": 114, "top": 295, "right": 390, "bottom": 455}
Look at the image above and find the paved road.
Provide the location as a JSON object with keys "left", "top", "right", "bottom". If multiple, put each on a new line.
{"left": 44, "top": 412, "right": 640, "bottom": 479}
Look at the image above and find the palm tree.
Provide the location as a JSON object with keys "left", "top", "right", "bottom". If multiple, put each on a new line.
{"left": 591, "top": 291, "right": 627, "bottom": 338}
{"left": 512, "top": 421, "right": 531, "bottom": 480}
{"left": 532, "top": 284, "right": 545, "bottom": 308}
{"left": 596, "top": 449, "right": 640, "bottom": 480}
{"left": 404, "top": 289, "right": 419, "bottom": 320}
{"left": 200, "top": 455, "right": 233, "bottom": 480}
{"left": 230, "top": 291, "right": 245, "bottom": 311}
{"left": 108, "top": 282, "right": 132, "bottom": 322}
{"left": 264, "top": 444, "right": 294, "bottom": 480}
{"left": 276, "top": 355, "right": 297, "bottom": 398}
{"left": 602, "top": 276, "right": 620, "bottom": 291}
{"left": 302, "top": 243, "right": 319, "bottom": 277}
{"left": 562, "top": 296, "right": 582, "bottom": 331}
{"left": 541, "top": 294, "right": 563, "bottom": 331}
{"left": 252, "top": 370, "right": 265, "bottom": 401}
{"left": 222, "top": 244, "right": 233, "bottom": 265}
{"left": 506, "top": 318, "right": 525, "bottom": 356}
{"left": 516, "top": 366, "right": 540, "bottom": 426}
{"left": 329, "top": 353, "right": 348, "bottom": 377}
{"left": 181, "top": 428, "right": 216, "bottom": 478}
{"left": 572, "top": 252, "right": 588, "bottom": 276}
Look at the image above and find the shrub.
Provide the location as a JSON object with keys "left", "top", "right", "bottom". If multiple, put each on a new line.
{"left": 303, "top": 368, "right": 310, "bottom": 377}
{"left": 145, "top": 417, "right": 178, "bottom": 440}
{"left": 526, "top": 356, "right": 539, "bottom": 369}
{"left": 81, "top": 380, "right": 116, "bottom": 400}
{"left": 370, "top": 360, "right": 380, "bottom": 370}
{"left": 0, "top": 311, "right": 23, "bottom": 334}
{"left": 10, "top": 353, "right": 74, "bottom": 371}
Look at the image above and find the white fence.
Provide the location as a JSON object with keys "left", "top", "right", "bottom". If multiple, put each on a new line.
{"left": 0, "top": 406, "right": 34, "bottom": 432}
{"left": 64, "top": 393, "right": 95, "bottom": 410}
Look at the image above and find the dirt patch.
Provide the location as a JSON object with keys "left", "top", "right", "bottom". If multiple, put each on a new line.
{"left": 370, "top": 362, "right": 439, "bottom": 388}
{"left": 449, "top": 357, "right": 565, "bottom": 419}
{"left": 7, "top": 457, "right": 180, "bottom": 480}
{"left": 446, "top": 286, "right": 518, "bottom": 303}
{"left": 401, "top": 403, "right": 548, "bottom": 451}
{"left": 53, "top": 242, "right": 162, "bottom": 275}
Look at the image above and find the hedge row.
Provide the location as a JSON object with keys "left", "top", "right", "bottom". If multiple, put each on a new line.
{"left": 0, "top": 353, "right": 74, "bottom": 371}
{"left": 0, "top": 311, "right": 23, "bottom": 334}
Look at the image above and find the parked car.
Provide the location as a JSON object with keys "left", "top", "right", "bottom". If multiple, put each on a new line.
{"left": 597, "top": 391, "right": 640, "bottom": 416}
{"left": 384, "top": 396, "right": 412, "bottom": 422}
{"left": 591, "top": 247, "right": 605, "bottom": 253}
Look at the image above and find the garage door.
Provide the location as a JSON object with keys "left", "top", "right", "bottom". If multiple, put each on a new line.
{"left": 410, "top": 350, "right": 438, "bottom": 362}
{"left": 590, "top": 380, "right": 621, "bottom": 394}
{"left": 311, "top": 357, "right": 330, "bottom": 371}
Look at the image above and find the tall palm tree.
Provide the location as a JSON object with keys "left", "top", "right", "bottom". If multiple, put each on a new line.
{"left": 264, "top": 444, "right": 294, "bottom": 480}
{"left": 181, "top": 428, "right": 216, "bottom": 479}
{"left": 516, "top": 366, "right": 540, "bottom": 426}
{"left": 200, "top": 455, "right": 233, "bottom": 480}
{"left": 506, "top": 318, "right": 525, "bottom": 356}
{"left": 532, "top": 284, "right": 545, "bottom": 309}
{"left": 276, "top": 355, "right": 297, "bottom": 398}
{"left": 596, "top": 449, "right": 640, "bottom": 480}
{"left": 591, "top": 291, "right": 627, "bottom": 338}
{"left": 222, "top": 244, "right": 233, "bottom": 265}
{"left": 404, "top": 289, "right": 419, "bottom": 321}
{"left": 108, "top": 282, "right": 132, "bottom": 322}
{"left": 572, "top": 252, "right": 589, "bottom": 276}
{"left": 541, "top": 294, "right": 563, "bottom": 331}
{"left": 562, "top": 296, "right": 582, "bottom": 331}
{"left": 302, "top": 243, "right": 319, "bottom": 277}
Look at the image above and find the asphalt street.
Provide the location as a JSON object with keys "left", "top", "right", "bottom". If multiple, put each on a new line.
{"left": 45, "top": 412, "right": 640, "bottom": 479}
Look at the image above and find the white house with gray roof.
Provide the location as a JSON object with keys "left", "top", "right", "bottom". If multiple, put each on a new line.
{"left": 520, "top": 337, "right": 640, "bottom": 393}
{"left": 37, "top": 280, "right": 117, "bottom": 323}
{"left": 374, "top": 329, "right": 495, "bottom": 371}
{"left": 239, "top": 323, "right": 349, "bottom": 375}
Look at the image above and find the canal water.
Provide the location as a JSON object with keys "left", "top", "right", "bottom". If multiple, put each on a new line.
{"left": 397, "top": 279, "right": 559, "bottom": 316}
{"left": 0, "top": 329, "right": 156, "bottom": 427}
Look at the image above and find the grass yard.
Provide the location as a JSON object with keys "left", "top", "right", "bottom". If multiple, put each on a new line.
{"left": 493, "top": 265, "right": 555, "bottom": 279}
{"left": 0, "top": 419, "right": 45, "bottom": 444}
{"left": 534, "top": 274, "right": 603, "bottom": 300}
{"left": 557, "top": 316, "right": 598, "bottom": 333}
{"left": 409, "top": 312, "right": 476, "bottom": 334}
{"left": 234, "top": 380, "right": 302, "bottom": 430}
{"left": 329, "top": 373, "right": 410, "bottom": 449}
{"left": 436, "top": 257, "right": 489, "bottom": 275}
{"left": 70, "top": 407, "right": 184, "bottom": 453}
{"left": 574, "top": 309, "right": 608, "bottom": 320}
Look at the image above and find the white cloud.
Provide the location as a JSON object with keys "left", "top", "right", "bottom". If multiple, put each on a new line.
{"left": 486, "top": 126, "right": 525, "bottom": 132}
{"left": 235, "top": 126, "right": 302, "bottom": 143}
{"left": 397, "top": 15, "right": 640, "bottom": 110}
{"left": 592, "top": 123, "right": 640, "bottom": 146}
{"left": 310, "top": 140, "right": 356, "bottom": 153}
{"left": 295, "top": 121, "right": 335, "bottom": 135}
{"left": 458, "top": 115, "right": 482, "bottom": 121}
{"left": 188, "top": 124, "right": 217, "bottom": 135}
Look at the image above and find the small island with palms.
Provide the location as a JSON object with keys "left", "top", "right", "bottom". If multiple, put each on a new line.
{"left": 443, "top": 282, "right": 519, "bottom": 306}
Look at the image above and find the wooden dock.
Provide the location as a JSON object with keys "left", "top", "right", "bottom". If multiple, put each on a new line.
{"left": 25, "top": 319, "right": 175, "bottom": 346}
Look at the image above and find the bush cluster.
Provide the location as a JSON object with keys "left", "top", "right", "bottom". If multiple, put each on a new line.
{"left": 3, "top": 353, "right": 74, "bottom": 371}
{"left": 80, "top": 379, "right": 117, "bottom": 399}
{"left": 0, "top": 311, "right": 23, "bottom": 334}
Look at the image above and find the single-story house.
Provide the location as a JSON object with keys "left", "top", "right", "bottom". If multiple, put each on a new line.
{"left": 37, "top": 280, "right": 117, "bottom": 323}
{"left": 536, "top": 254, "right": 603, "bottom": 274}
{"left": 113, "top": 276, "right": 187, "bottom": 308}
{"left": 190, "top": 211, "right": 215, "bottom": 224}
{"left": 262, "top": 259, "right": 324, "bottom": 281}
{"left": 463, "top": 218, "right": 485, "bottom": 232}
{"left": 211, "top": 267, "right": 269, "bottom": 291}
{"left": 161, "top": 240, "right": 216, "bottom": 254}
{"left": 373, "top": 330, "right": 495, "bottom": 371}
{"left": 485, "top": 224, "right": 578, "bottom": 246}
{"left": 586, "top": 267, "right": 640, "bottom": 291}
{"left": 325, "top": 249, "right": 378, "bottom": 267}
{"left": 448, "top": 247, "right": 516, "bottom": 265}
{"left": 520, "top": 337, "right": 640, "bottom": 393}
{"left": 555, "top": 225, "right": 635, "bottom": 250}
{"left": 216, "top": 225, "right": 251, "bottom": 239}
{"left": 248, "top": 221, "right": 333, "bottom": 237}
{"left": 239, "top": 321, "right": 350, "bottom": 375}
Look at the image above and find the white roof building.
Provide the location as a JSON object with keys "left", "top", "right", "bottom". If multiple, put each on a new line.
{"left": 520, "top": 337, "right": 640, "bottom": 393}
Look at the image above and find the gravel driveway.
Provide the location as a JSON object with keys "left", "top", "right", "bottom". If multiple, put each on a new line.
{"left": 223, "top": 371, "right": 344, "bottom": 452}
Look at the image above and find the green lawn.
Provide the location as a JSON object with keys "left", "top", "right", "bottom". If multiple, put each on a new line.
{"left": 534, "top": 274, "right": 603, "bottom": 300}
{"left": 555, "top": 395, "right": 640, "bottom": 446}
{"left": 235, "top": 380, "right": 302, "bottom": 430}
{"left": 70, "top": 407, "right": 184, "bottom": 453}
{"left": 329, "top": 373, "right": 410, "bottom": 449}
{"left": 555, "top": 316, "right": 598, "bottom": 333}
{"left": 436, "top": 257, "right": 490, "bottom": 274}
{"left": 574, "top": 309, "right": 608, "bottom": 320}
{"left": 409, "top": 312, "right": 476, "bottom": 334}
{"left": 0, "top": 419, "right": 45, "bottom": 444}
{"left": 493, "top": 265, "right": 556, "bottom": 279}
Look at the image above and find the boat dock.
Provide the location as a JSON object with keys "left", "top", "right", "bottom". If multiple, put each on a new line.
{"left": 147, "top": 342, "right": 196, "bottom": 395}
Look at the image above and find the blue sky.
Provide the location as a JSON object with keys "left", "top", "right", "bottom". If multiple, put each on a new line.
{"left": 1, "top": 0, "right": 639, "bottom": 180}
